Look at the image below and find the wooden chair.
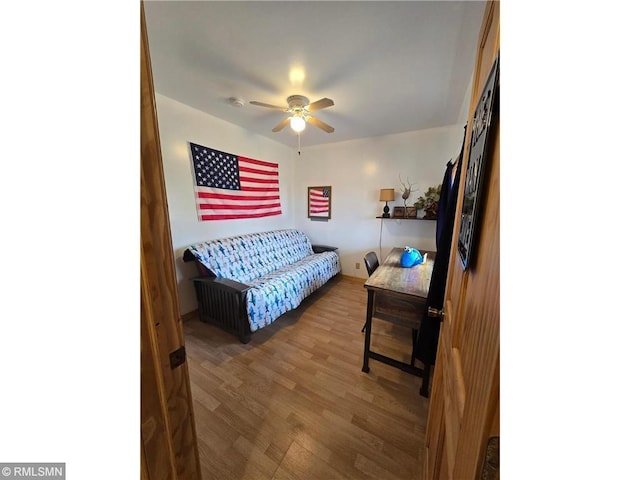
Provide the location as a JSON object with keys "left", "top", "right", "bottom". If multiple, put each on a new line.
{"left": 364, "top": 251, "right": 379, "bottom": 276}
{"left": 361, "top": 251, "right": 422, "bottom": 367}
{"left": 361, "top": 251, "right": 379, "bottom": 332}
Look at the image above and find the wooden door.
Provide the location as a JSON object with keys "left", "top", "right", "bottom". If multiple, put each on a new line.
{"left": 140, "top": 2, "right": 202, "bottom": 478}
{"left": 424, "top": 2, "right": 500, "bottom": 479}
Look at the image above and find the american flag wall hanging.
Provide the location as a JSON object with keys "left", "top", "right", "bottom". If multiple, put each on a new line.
{"left": 188, "top": 142, "right": 282, "bottom": 221}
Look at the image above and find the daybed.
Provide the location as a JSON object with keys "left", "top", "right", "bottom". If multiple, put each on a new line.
{"left": 182, "top": 229, "right": 341, "bottom": 343}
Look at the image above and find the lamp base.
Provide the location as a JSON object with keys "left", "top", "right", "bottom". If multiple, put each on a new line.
{"left": 382, "top": 203, "right": 390, "bottom": 218}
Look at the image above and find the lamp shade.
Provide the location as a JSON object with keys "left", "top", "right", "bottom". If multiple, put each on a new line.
{"left": 379, "top": 189, "right": 395, "bottom": 202}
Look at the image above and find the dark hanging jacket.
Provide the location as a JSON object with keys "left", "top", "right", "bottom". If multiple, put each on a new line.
{"left": 415, "top": 156, "right": 461, "bottom": 365}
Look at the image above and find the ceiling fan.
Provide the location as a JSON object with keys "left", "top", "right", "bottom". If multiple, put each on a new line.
{"left": 250, "top": 95, "right": 335, "bottom": 134}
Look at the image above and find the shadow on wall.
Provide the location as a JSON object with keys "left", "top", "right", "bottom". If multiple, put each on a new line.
{"left": 381, "top": 219, "right": 437, "bottom": 251}
{"left": 175, "top": 256, "right": 199, "bottom": 316}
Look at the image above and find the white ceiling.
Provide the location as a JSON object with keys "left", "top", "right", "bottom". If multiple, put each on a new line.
{"left": 143, "top": 1, "right": 486, "bottom": 148}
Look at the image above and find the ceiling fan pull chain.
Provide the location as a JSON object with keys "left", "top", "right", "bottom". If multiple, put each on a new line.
{"left": 298, "top": 133, "right": 301, "bottom": 155}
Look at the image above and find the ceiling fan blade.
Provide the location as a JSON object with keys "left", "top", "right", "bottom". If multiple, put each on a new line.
{"left": 249, "top": 101, "right": 288, "bottom": 111}
{"left": 272, "top": 117, "right": 291, "bottom": 132}
{"left": 307, "top": 116, "right": 335, "bottom": 133}
{"left": 307, "top": 97, "right": 334, "bottom": 112}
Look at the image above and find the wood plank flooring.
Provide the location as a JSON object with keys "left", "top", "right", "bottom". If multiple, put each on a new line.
{"left": 184, "top": 275, "right": 430, "bottom": 480}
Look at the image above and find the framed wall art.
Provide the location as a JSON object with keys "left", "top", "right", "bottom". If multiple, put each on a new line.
{"left": 392, "top": 206, "right": 417, "bottom": 218}
{"left": 458, "top": 53, "right": 499, "bottom": 270}
{"left": 393, "top": 206, "right": 406, "bottom": 218}
{"left": 308, "top": 186, "right": 332, "bottom": 219}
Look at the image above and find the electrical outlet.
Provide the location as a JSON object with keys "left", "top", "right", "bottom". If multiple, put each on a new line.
{"left": 356, "top": 262, "right": 361, "bottom": 269}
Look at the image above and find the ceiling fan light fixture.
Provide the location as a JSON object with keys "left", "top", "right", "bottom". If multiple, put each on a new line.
{"left": 250, "top": 95, "right": 334, "bottom": 134}
{"left": 290, "top": 115, "right": 306, "bottom": 133}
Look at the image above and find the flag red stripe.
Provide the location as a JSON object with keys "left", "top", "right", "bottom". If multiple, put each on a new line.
{"left": 239, "top": 176, "right": 279, "bottom": 184}
{"left": 239, "top": 186, "right": 279, "bottom": 192}
{"left": 238, "top": 156, "right": 279, "bottom": 169}
{"left": 239, "top": 166, "right": 279, "bottom": 176}
{"left": 199, "top": 203, "right": 281, "bottom": 211}
{"left": 197, "top": 191, "right": 280, "bottom": 201}
{"left": 201, "top": 210, "right": 282, "bottom": 221}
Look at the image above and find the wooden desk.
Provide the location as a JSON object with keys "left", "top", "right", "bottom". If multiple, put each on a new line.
{"left": 362, "top": 248, "right": 436, "bottom": 393}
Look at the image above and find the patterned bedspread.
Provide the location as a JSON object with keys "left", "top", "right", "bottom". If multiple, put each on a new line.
{"left": 186, "top": 229, "right": 341, "bottom": 331}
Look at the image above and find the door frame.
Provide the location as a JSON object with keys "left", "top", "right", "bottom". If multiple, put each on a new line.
{"left": 140, "top": 2, "right": 202, "bottom": 478}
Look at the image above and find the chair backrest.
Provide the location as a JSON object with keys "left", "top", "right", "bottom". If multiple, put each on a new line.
{"left": 364, "top": 251, "right": 379, "bottom": 276}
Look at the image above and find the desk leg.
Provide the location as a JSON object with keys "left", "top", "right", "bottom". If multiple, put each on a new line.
{"left": 420, "top": 366, "right": 430, "bottom": 397}
{"left": 362, "top": 290, "right": 374, "bottom": 373}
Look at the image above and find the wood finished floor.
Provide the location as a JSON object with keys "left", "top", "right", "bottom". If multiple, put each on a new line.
{"left": 184, "top": 275, "right": 430, "bottom": 480}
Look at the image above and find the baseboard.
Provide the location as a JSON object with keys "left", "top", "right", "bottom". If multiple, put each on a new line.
{"left": 181, "top": 309, "right": 199, "bottom": 323}
{"left": 339, "top": 273, "right": 367, "bottom": 282}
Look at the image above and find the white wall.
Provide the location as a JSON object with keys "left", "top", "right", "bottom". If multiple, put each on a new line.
{"left": 294, "top": 127, "right": 465, "bottom": 279}
{"left": 155, "top": 94, "right": 296, "bottom": 314}
{"left": 155, "top": 94, "right": 467, "bottom": 315}
{"left": 458, "top": 73, "right": 474, "bottom": 125}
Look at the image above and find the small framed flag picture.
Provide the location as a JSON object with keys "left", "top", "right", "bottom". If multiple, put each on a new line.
{"left": 308, "top": 186, "right": 331, "bottom": 220}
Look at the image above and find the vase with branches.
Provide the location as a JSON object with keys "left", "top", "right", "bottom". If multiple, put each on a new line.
{"left": 399, "top": 176, "right": 417, "bottom": 217}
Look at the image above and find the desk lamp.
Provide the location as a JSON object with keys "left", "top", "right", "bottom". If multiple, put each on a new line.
{"left": 379, "top": 189, "right": 395, "bottom": 218}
